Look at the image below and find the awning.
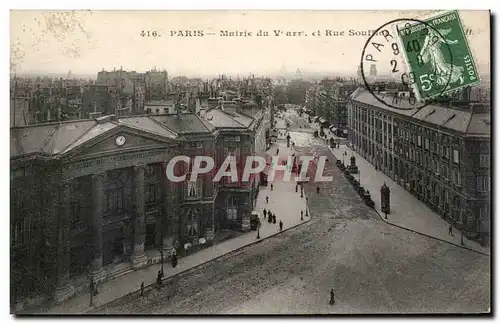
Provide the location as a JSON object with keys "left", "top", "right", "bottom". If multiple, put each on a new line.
{"left": 343, "top": 129, "right": 348, "bottom": 134}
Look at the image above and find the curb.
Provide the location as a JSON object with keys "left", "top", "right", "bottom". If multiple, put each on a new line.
{"left": 327, "top": 146, "right": 489, "bottom": 257}
{"left": 373, "top": 210, "right": 489, "bottom": 257}
{"left": 91, "top": 194, "right": 313, "bottom": 313}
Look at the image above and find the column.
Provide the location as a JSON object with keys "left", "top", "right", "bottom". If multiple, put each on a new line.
{"left": 90, "top": 173, "right": 106, "bottom": 282}
{"left": 54, "top": 180, "right": 75, "bottom": 303}
{"left": 160, "top": 162, "right": 174, "bottom": 254}
{"left": 131, "top": 165, "right": 148, "bottom": 268}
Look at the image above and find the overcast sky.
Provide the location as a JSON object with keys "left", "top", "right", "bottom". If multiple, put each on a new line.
{"left": 10, "top": 10, "right": 490, "bottom": 77}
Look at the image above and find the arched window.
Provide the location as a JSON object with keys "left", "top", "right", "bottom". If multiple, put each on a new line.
{"left": 186, "top": 208, "right": 199, "bottom": 237}
{"left": 226, "top": 197, "right": 238, "bottom": 221}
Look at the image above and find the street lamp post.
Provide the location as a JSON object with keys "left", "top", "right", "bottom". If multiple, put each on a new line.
{"left": 305, "top": 198, "right": 309, "bottom": 217}
{"left": 257, "top": 220, "right": 261, "bottom": 239}
{"left": 385, "top": 211, "right": 388, "bottom": 219}
{"left": 159, "top": 232, "right": 164, "bottom": 277}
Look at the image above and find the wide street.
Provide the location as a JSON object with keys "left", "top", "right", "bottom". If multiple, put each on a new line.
{"left": 96, "top": 109, "right": 490, "bottom": 314}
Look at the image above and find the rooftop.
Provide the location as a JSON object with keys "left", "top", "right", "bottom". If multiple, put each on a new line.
{"left": 10, "top": 113, "right": 214, "bottom": 159}
{"left": 351, "top": 87, "right": 490, "bottom": 136}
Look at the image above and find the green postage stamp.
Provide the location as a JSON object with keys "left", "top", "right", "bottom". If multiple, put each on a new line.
{"left": 397, "top": 10, "right": 480, "bottom": 102}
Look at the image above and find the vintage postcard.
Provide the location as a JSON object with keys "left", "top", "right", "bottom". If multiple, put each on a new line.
{"left": 10, "top": 10, "right": 491, "bottom": 315}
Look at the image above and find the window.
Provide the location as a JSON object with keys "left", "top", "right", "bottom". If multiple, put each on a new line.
{"left": 453, "top": 149, "right": 459, "bottom": 164}
{"left": 71, "top": 201, "right": 81, "bottom": 225}
{"left": 186, "top": 208, "right": 199, "bottom": 237}
{"left": 11, "top": 218, "right": 31, "bottom": 247}
{"left": 417, "top": 135, "right": 422, "bottom": 147}
{"left": 104, "top": 189, "right": 124, "bottom": 213}
{"left": 442, "top": 165, "right": 448, "bottom": 180}
{"left": 11, "top": 168, "right": 25, "bottom": 180}
{"left": 11, "top": 188, "right": 22, "bottom": 210}
{"left": 145, "top": 165, "right": 157, "bottom": 178}
{"left": 226, "top": 196, "right": 238, "bottom": 220}
{"left": 185, "top": 178, "right": 202, "bottom": 199}
{"left": 425, "top": 138, "right": 429, "bottom": 150}
{"left": 146, "top": 183, "right": 159, "bottom": 204}
{"left": 479, "top": 207, "right": 488, "bottom": 220}
{"left": 224, "top": 147, "right": 240, "bottom": 163}
{"left": 480, "top": 154, "right": 489, "bottom": 168}
{"left": 477, "top": 176, "right": 490, "bottom": 192}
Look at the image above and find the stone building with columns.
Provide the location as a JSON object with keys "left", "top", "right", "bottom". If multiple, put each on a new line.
{"left": 10, "top": 103, "right": 270, "bottom": 308}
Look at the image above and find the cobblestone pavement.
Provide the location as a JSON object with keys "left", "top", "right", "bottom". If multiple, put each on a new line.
{"left": 96, "top": 122, "right": 490, "bottom": 314}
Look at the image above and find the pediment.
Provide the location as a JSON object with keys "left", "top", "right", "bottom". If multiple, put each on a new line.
{"left": 62, "top": 125, "right": 178, "bottom": 161}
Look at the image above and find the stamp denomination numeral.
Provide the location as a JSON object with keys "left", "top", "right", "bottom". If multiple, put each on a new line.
{"left": 405, "top": 40, "right": 421, "bottom": 52}
{"left": 419, "top": 74, "right": 434, "bottom": 92}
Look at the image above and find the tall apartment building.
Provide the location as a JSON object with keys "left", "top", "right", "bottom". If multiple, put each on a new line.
{"left": 348, "top": 87, "right": 491, "bottom": 241}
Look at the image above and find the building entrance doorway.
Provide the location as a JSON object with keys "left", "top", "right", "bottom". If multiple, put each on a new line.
{"left": 145, "top": 223, "right": 156, "bottom": 249}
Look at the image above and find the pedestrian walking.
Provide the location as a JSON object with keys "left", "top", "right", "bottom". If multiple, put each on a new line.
{"left": 273, "top": 214, "right": 277, "bottom": 224}
{"left": 316, "top": 185, "right": 320, "bottom": 194}
{"left": 271, "top": 184, "right": 274, "bottom": 191}
{"left": 263, "top": 209, "right": 267, "bottom": 219}
{"left": 301, "top": 210, "right": 304, "bottom": 220}
{"left": 171, "top": 249, "right": 178, "bottom": 268}
{"left": 329, "top": 289, "right": 335, "bottom": 305}
{"left": 295, "top": 184, "right": 298, "bottom": 192}
{"left": 156, "top": 271, "right": 163, "bottom": 289}
{"left": 448, "top": 225, "right": 453, "bottom": 236}
{"left": 140, "top": 282, "right": 145, "bottom": 297}
{"left": 266, "top": 196, "right": 269, "bottom": 204}
{"left": 89, "top": 279, "right": 96, "bottom": 307}
{"left": 277, "top": 148, "right": 280, "bottom": 155}
{"left": 279, "top": 220, "right": 283, "bottom": 231}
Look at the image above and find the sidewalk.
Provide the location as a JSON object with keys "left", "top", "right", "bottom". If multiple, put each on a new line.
{"left": 329, "top": 144, "right": 489, "bottom": 255}
{"left": 44, "top": 143, "right": 310, "bottom": 314}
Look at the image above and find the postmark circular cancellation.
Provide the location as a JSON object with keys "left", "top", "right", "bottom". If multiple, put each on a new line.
{"left": 360, "top": 16, "right": 457, "bottom": 110}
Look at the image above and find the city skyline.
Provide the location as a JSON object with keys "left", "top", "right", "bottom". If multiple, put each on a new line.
{"left": 11, "top": 10, "right": 490, "bottom": 77}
